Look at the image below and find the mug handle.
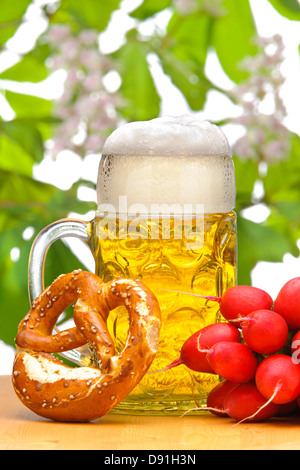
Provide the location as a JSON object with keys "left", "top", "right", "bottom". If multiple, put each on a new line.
{"left": 28, "top": 217, "right": 93, "bottom": 366}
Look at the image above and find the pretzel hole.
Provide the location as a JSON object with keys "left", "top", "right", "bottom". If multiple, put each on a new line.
{"left": 107, "top": 305, "right": 130, "bottom": 353}
{"left": 54, "top": 306, "right": 76, "bottom": 333}
{"left": 52, "top": 304, "right": 80, "bottom": 342}
{"left": 51, "top": 302, "right": 97, "bottom": 367}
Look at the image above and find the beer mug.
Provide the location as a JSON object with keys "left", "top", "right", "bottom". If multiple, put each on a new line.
{"left": 28, "top": 116, "right": 237, "bottom": 414}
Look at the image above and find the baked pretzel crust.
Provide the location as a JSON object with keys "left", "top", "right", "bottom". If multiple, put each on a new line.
{"left": 12, "top": 270, "right": 161, "bottom": 422}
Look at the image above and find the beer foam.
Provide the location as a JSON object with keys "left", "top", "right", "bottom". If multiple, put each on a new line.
{"left": 102, "top": 115, "right": 231, "bottom": 158}
{"left": 97, "top": 116, "right": 235, "bottom": 213}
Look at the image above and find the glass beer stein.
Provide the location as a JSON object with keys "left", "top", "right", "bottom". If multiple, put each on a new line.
{"left": 28, "top": 116, "right": 237, "bottom": 415}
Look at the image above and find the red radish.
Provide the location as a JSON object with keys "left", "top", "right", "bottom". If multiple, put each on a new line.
{"left": 223, "top": 382, "right": 280, "bottom": 423}
{"left": 215, "top": 285, "right": 273, "bottom": 328}
{"left": 241, "top": 309, "right": 289, "bottom": 355}
{"left": 255, "top": 354, "right": 300, "bottom": 405}
{"left": 206, "top": 380, "right": 238, "bottom": 416}
{"left": 276, "top": 400, "right": 298, "bottom": 416}
{"left": 203, "top": 342, "right": 258, "bottom": 383}
{"left": 148, "top": 322, "right": 241, "bottom": 374}
{"left": 180, "top": 323, "right": 241, "bottom": 373}
{"left": 291, "top": 330, "right": 300, "bottom": 364}
{"left": 296, "top": 395, "right": 300, "bottom": 410}
{"left": 274, "top": 277, "right": 300, "bottom": 330}
{"left": 190, "top": 382, "right": 279, "bottom": 422}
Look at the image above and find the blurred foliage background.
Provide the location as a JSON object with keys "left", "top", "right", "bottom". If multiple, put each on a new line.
{"left": 1, "top": 0, "right": 300, "bottom": 350}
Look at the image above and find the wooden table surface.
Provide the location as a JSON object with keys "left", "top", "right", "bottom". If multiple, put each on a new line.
{"left": 1, "top": 374, "right": 300, "bottom": 450}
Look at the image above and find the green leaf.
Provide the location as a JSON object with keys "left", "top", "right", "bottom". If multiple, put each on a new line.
{"left": 0, "top": 0, "right": 31, "bottom": 46}
{"left": 237, "top": 215, "right": 294, "bottom": 284}
{"left": 212, "top": 0, "right": 258, "bottom": 83}
{"left": 0, "top": 170, "right": 55, "bottom": 207}
{"left": 263, "top": 134, "right": 300, "bottom": 204}
{"left": 0, "top": 52, "right": 49, "bottom": 82}
{"left": 265, "top": 203, "right": 300, "bottom": 256}
{"left": 0, "top": 170, "right": 56, "bottom": 234}
{"left": 154, "top": 10, "right": 213, "bottom": 110}
{"left": 167, "top": 11, "right": 212, "bottom": 64}
{"left": 4, "top": 90, "right": 52, "bottom": 117}
{"left": 233, "top": 156, "right": 258, "bottom": 211}
{"left": 51, "top": 0, "right": 123, "bottom": 32}
{"left": 159, "top": 47, "right": 212, "bottom": 110}
{"left": 270, "top": 200, "right": 300, "bottom": 224}
{"left": 130, "top": 0, "right": 172, "bottom": 20}
{"left": 4, "top": 91, "right": 55, "bottom": 140}
{"left": 0, "top": 119, "right": 44, "bottom": 163}
{"left": 0, "top": 173, "right": 95, "bottom": 233}
{"left": 0, "top": 227, "right": 31, "bottom": 346}
{"left": 0, "top": 136, "right": 35, "bottom": 177}
{"left": 114, "top": 37, "right": 160, "bottom": 121}
{"left": 267, "top": 0, "right": 300, "bottom": 20}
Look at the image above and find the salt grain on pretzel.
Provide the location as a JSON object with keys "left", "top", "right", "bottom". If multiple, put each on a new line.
{"left": 12, "top": 270, "right": 161, "bottom": 422}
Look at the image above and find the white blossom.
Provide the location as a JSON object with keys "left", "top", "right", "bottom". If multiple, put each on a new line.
{"left": 46, "top": 25, "right": 121, "bottom": 158}
{"left": 231, "top": 34, "right": 291, "bottom": 165}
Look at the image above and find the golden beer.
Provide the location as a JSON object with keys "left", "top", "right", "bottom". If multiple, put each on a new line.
{"left": 89, "top": 211, "right": 237, "bottom": 414}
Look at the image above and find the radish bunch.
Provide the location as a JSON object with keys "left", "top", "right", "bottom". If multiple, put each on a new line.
{"left": 159, "top": 278, "right": 300, "bottom": 423}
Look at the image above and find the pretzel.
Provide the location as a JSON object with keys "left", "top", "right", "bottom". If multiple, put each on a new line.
{"left": 12, "top": 270, "right": 161, "bottom": 422}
